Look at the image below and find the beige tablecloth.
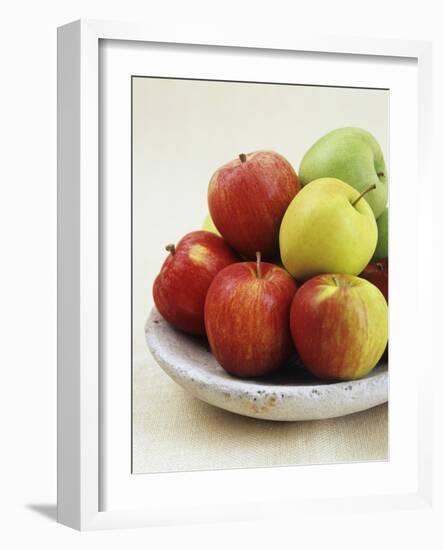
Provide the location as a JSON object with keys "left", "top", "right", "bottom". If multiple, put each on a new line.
{"left": 132, "top": 352, "right": 388, "bottom": 474}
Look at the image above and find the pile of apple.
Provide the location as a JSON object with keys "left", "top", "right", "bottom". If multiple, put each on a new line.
{"left": 153, "top": 127, "right": 389, "bottom": 382}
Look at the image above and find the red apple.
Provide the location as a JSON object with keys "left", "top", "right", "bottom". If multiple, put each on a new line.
{"left": 208, "top": 150, "right": 300, "bottom": 259}
{"left": 290, "top": 274, "right": 388, "bottom": 380}
{"left": 153, "top": 231, "right": 238, "bottom": 336}
{"left": 204, "top": 253, "right": 298, "bottom": 377}
{"left": 360, "top": 257, "right": 388, "bottom": 303}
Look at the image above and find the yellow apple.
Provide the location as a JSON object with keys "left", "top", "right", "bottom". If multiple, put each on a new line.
{"left": 279, "top": 178, "right": 377, "bottom": 281}
{"left": 202, "top": 213, "right": 220, "bottom": 236}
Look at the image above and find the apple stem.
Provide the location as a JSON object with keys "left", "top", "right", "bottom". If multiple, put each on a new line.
{"left": 165, "top": 244, "right": 176, "bottom": 255}
{"left": 351, "top": 184, "right": 377, "bottom": 207}
{"left": 256, "top": 251, "right": 262, "bottom": 279}
{"left": 239, "top": 153, "right": 247, "bottom": 163}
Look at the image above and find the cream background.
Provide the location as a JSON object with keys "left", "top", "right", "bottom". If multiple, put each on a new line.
{"left": 132, "top": 77, "right": 389, "bottom": 474}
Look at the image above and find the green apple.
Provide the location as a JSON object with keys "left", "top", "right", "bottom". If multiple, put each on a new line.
{"left": 372, "top": 207, "right": 388, "bottom": 261}
{"left": 279, "top": 178, "right": 378, "bottom": 281}
{"left": 202, "top": 213, "right": 220, "bottom": 236}
{"left": 299, "top": 127, "right": 388, "bottom": 219}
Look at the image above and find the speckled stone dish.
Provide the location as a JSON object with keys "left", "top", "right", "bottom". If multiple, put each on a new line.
{"left": 145, "top": 308, "right": 388, "bottom": 421}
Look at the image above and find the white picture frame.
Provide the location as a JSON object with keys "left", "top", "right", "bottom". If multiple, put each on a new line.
{"left": 57, "top": 19, "right": 435, "bottom": 531}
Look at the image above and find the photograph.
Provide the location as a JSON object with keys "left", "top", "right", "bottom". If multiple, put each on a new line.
{"left": 132, "top": 76, "right": 389, "bottom": 474}
{"left": 8, "top": 1, "right": 435, "bottom": 540}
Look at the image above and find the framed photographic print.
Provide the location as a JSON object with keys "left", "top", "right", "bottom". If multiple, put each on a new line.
{"left": 57, "top": 19, "right": 435, "bottom": 531}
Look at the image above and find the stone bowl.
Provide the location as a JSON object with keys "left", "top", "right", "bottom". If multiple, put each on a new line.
{"left": 145, "top": 308, "right": 388, "bottom": 422}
